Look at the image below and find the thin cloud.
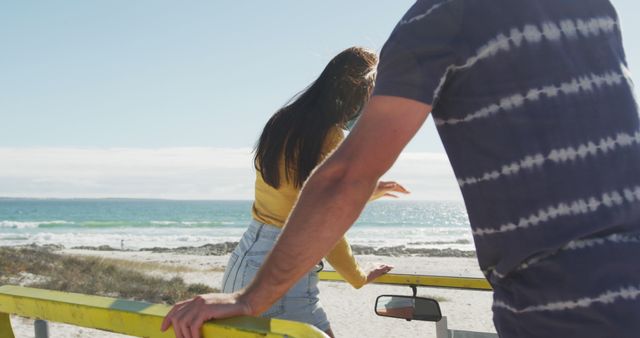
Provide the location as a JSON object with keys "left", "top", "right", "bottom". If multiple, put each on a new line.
{"left": 0, "top": 148, "right": 462, "bottom": 201}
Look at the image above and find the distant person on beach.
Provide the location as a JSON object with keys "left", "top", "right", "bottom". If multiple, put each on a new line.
{"left": 162, "top": 1, "right": 639, "bottom": 337}
{"left": 164, "top": 47, "right": 407, "bottom": 338}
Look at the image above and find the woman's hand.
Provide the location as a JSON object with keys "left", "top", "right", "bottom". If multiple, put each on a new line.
{"left": 365, "top": 264, "right": 394, "bottom": 284}
{"left": 160, "top": 292, "right": 252, "bottom": 338}
{"left": 370, "top": 181, "right": 410, "bottom": 200}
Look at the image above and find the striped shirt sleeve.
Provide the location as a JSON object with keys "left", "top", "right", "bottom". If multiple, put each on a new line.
{"left": 373, "top": 0, "right": 464, "bottom": 105}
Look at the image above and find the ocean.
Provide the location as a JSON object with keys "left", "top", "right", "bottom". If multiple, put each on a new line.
{"left": 0, "top": 198, "right": 474, "bottom": 252}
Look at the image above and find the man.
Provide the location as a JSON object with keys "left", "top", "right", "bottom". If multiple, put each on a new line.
{"left": 162, "top": 0, "right": 640, "bottom": 337}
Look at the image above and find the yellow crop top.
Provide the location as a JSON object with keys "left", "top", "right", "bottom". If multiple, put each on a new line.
{"left": 252, "top": 126, "right": 368, "bottom": 289}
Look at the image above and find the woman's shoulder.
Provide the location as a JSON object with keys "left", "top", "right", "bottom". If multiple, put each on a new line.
{"left": 327, "top": 125, "right": 345, "bottom": 142}
{"left": 323, "top": 125, "right": 345, "bottom": 151}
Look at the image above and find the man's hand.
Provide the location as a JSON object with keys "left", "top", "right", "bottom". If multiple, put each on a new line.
{"left": 160, "top": 292, "right": 252, "bottom": 338}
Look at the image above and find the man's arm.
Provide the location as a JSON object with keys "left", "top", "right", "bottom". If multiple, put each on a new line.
{"left": 161, "top": 95, "right": 430, "bottom": 338}
{"left": 242, "top": 95, "right": 430, "bottom": 314}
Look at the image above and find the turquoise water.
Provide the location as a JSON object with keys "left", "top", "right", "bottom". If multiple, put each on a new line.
{"left": 0, "top": 198, "right": 472, "bottom": 250}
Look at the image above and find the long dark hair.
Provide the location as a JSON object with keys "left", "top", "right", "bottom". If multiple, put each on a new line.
{"left": 254, "top": 47, "right": 377, "bottom": 189}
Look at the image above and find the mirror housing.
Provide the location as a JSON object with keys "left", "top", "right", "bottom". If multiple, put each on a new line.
{"left": 375, "top": 295, "right": 442, "bottom": 322}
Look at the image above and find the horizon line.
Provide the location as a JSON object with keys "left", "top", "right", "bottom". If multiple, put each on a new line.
{"left": 0, "top": 196, "right": 462, "bottom": 203}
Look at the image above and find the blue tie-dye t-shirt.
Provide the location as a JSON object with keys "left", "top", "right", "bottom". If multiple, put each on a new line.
{"left": 374, "top": 1, "right": 640, "bottom": 334}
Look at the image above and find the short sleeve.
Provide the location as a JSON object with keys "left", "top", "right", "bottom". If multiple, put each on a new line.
{"left": 373, "top": 0, "right": 464, "bottom": 105}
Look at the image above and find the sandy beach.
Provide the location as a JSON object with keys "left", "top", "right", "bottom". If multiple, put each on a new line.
{"left": 7, "top": 248, "right": 496, "bottom": 338}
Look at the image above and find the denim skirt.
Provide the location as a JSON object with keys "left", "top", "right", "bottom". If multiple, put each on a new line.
{"left": 221, "top": 220, "right": 330, "bottom": 331}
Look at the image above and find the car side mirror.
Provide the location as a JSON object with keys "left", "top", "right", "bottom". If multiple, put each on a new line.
{"left": 375, "top": 295, "right": 442, "bottom": 322}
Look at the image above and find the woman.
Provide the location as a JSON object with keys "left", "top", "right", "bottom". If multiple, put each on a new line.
{"left": 220, "top": 47, "right": 408, "bottom": 337}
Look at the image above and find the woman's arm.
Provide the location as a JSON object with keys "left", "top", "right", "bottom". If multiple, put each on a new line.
{"left": 370, "top": 181, "right": 410, "bottom": 201}
{"left": 327, "top": 181, "right": 408, "bottom": 288}
{"left": 324, "top": 236, "right": 394, "bottom": 289}
{"left": 325, "top": 236, "right": 367, "bottom": 288}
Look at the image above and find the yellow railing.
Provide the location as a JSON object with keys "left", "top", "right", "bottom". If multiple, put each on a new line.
{"left": 0, "top": 285, "right": 328, "bottom": 338}
{"left": 319, "top": 272, "right": 492, "bottom": 291}
{"left": 0, "top": 273, "right": 491, "bottom": 337}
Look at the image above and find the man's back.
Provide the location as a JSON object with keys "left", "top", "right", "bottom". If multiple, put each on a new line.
{"left": 374, "top": 0, "right": 640, "bottom": 336}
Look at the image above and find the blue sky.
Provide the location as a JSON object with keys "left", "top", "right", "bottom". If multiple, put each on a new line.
{"left": 1, "top": 1, "right": 638, "bottom": 151}
{"left": 1, "top": 1, "right": 427, "bottom": 148}
{"left": 0, "top": 1, "right": 638, "bottom": 199}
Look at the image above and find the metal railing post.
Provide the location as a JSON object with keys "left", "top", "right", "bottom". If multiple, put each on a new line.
{"left": 34, "top": 319, "right": 49, "bottom": 338}
{"left": 435, "top": 316, "right": 449, "bottom": 338}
